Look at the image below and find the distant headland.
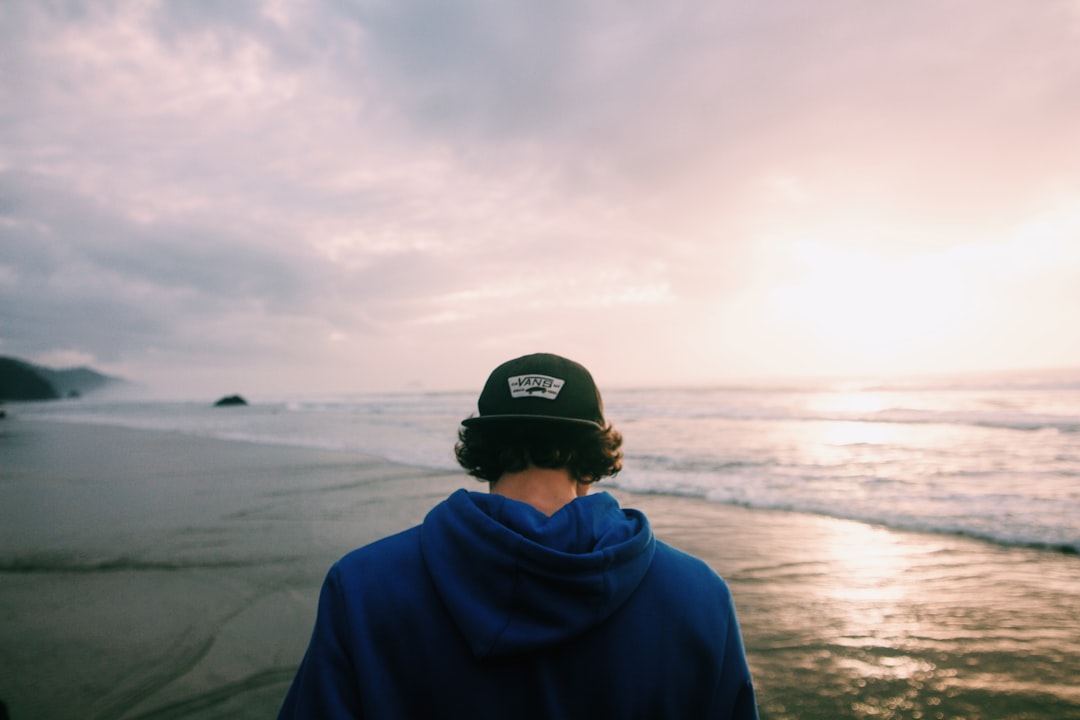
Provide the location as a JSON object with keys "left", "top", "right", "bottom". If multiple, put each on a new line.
{"left": 0, "top": 356, "right": 131, "bottom": 401}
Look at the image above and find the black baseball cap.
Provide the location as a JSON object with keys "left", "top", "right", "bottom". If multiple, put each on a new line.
{"left": 461, "top": 353, "right": 606, "bottom": 429}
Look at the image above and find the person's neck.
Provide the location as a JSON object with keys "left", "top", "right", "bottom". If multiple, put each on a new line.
{"left": 490, "top": 466, "right": 589, "bottom": 516}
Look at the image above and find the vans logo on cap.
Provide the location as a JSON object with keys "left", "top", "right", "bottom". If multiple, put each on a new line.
{"left": 508, "top": 374, "right": 565, "bottom": 400}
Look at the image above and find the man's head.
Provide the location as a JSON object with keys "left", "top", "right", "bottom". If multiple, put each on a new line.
{"left": 456, "top": 353, "right": 623, "bottom": 484}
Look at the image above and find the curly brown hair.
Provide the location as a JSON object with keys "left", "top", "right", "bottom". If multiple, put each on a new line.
{"left": 455, "top": 420, "right": 623, "bottom": 484}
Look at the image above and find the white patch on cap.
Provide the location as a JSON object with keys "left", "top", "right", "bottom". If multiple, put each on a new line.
{"left": 507, "top": 374, "right": 565, "bottom": 400}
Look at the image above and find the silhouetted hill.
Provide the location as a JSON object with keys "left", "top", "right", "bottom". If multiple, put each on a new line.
{"left": 0, "top": 357, "right": 59, "bottom": 400}
{"left": 0, "top": 356, "right": 129, "bottom": 401}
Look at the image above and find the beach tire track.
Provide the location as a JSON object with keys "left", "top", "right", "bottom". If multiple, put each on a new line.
{"left": 89, "top": 584, "right": 292, "bottom": 719}
{"left": 118, "top": 667, "right": 296, "bottom": 720}
{"left": 88, "top": 631, "right": 215, "bottom": 720}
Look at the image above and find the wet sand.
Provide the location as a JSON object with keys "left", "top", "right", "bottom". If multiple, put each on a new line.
{"left": 625, "top": 493, "right": 1080, "bottom": 719}
{"left": 1, "top": 419, "right": 1078, "bottom": 719}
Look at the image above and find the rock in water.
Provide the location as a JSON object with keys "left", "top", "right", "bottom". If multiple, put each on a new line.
{"left": 213, "top": 394, "right": 248, "bottom": 407}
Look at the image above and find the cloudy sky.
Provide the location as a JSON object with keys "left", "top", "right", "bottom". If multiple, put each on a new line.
{"left": 3, "top": 0, "right": 1079, "bottom": 397}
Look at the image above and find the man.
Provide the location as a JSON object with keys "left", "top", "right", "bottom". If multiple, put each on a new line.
{"left": 278, "top": 353, "right": 758, "bottom": 719}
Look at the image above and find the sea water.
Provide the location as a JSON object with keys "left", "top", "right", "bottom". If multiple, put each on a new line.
{"left": 11, "top": 368, "right": 1080, "bottom": 554}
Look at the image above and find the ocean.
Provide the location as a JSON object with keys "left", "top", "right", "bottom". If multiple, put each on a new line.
{"left": 4, "top": 370, "right": 1080, "bottom": 719}
{"left": 13, "top": 367, "right": 1080, "bottom": 556}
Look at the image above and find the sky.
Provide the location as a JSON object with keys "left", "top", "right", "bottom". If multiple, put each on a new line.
{"left": 2, "top": 0, "right": 1080, "bottom": 398}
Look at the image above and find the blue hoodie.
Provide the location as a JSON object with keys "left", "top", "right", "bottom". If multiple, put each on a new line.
{"left": 278, "top": 490, "right": 758, "bottom": 719}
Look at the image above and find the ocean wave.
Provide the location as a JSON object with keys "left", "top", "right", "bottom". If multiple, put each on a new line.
{"left": 628, "top": 455, "right": 769, "bottom": 474}
{"left": 867, "top": 409, "right": 1080, "bottom": 433}
{"left": 702, "top": 495, "right": 1080, "bottom": 557}
{"left": 623, "top": 406, "right": 1080, "bottom": 433}
{"left": 607, "top": 478, "right": 1080, "bottom": 557}
{"left": 0, "top": 553, "right": 300, "bottom": 574}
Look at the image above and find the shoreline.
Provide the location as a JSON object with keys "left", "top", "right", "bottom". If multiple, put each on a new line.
{"left": 10, "top": 412, "right": 1079, "bottom": 559}
{"left": 2, "top": 419, "right": 1079, "bottom": 719}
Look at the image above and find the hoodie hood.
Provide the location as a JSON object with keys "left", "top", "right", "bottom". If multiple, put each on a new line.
{"left": 420, "top": 489, "right": 655, "bottom": 659}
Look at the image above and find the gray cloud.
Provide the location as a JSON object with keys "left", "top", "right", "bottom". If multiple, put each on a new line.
{"left": 1, "top": 170, "right": 307, "bottom": 357}
{"left": 3, "top": 0, "right": 1080, "bottom": 391}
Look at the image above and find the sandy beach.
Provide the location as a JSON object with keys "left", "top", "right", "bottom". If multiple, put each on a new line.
{"left": 2, "top": 419, "right": 1078, "bottom": 719}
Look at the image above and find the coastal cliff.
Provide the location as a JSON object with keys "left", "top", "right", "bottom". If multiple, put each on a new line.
{"left": 0, "top": 356, "right": 127, "bottom": 401}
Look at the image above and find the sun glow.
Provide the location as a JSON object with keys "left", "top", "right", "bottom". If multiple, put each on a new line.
{"left": 766, "top": 241, "right": 983, "bottom": 373}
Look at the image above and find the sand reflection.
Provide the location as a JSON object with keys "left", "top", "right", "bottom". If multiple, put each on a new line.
{"left": 618, "top": 486, "right": 1080, "bottom": 720}
{"left": 819, "top": 519, "right": 913, "bottom": 610}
